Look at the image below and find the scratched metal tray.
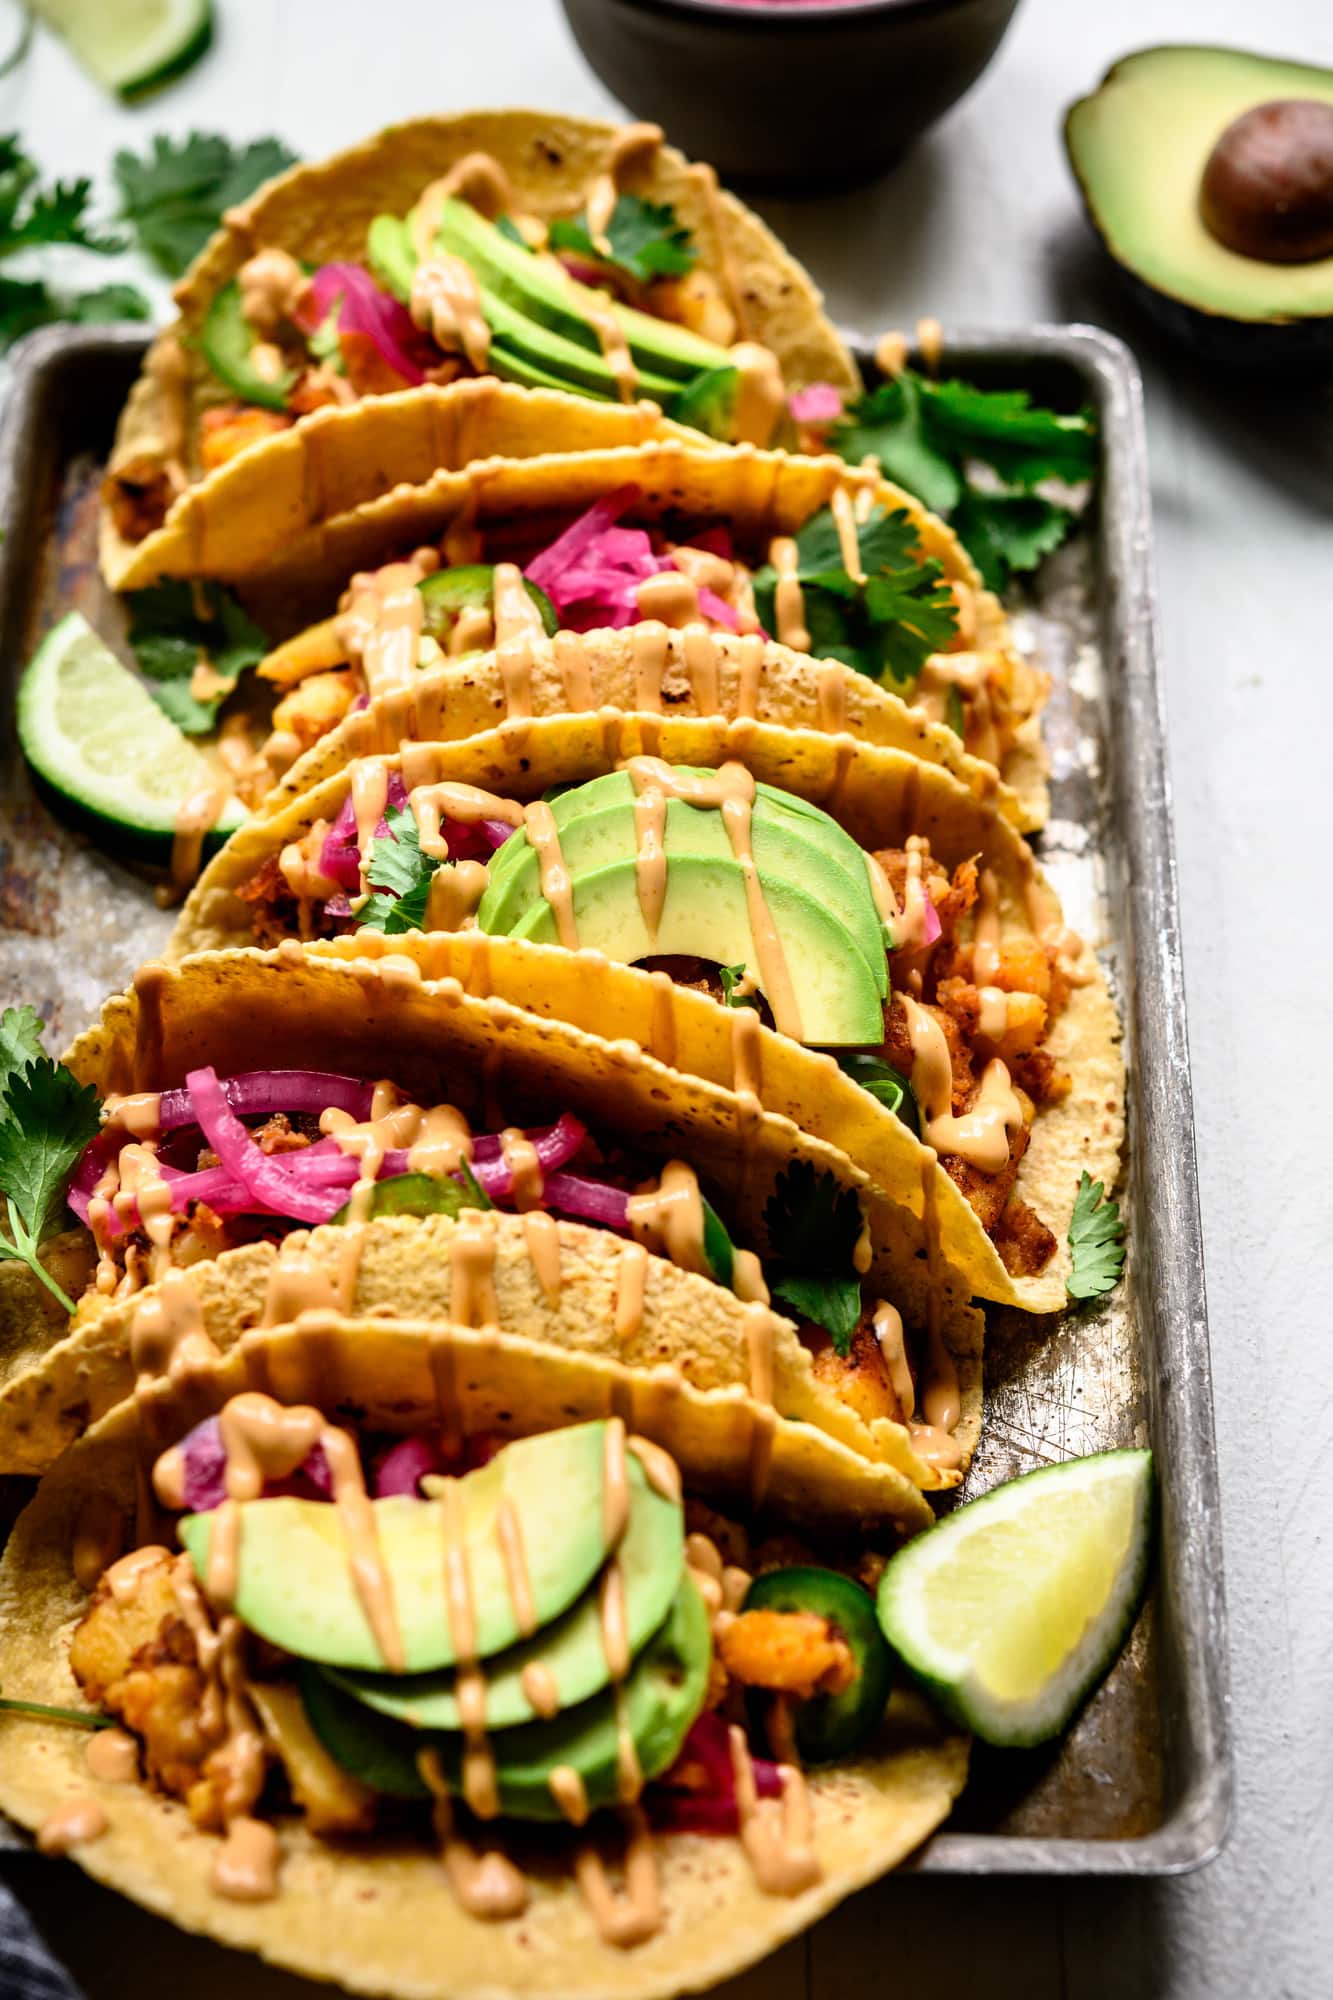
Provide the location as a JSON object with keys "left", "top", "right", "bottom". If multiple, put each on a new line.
{"left": 0, "top": 323, "right": 1230, "bottom": 1884}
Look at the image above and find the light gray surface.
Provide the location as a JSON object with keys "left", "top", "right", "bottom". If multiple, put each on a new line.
{"left": 5, "top": 2, "right": 1328, "bottom": 1997}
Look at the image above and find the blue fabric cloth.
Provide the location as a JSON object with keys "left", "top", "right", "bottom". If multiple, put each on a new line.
{"left": 0, "top": 1874, "right": 85, "bottom": 2000}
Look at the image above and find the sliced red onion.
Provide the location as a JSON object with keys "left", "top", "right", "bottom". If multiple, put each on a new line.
{"left": 186, "top": 1068, "right": 339, "bottom": 1226}
{"left": 538, "top": 1171, "right": 630, "bottom": 1229}
{"left": 923, "top": 895, "right": 942, "bottom": 948}
{"left": 480, "top": 819, "right": 516, "bottom": 851}
{"left": 788, "top": 382, "right": 844, "bottom": 425}
{"left": 306, "top": 263, "right": 426, "bottom": 386}
{"left": 374, "top": 1434, "right": 451, "bottom": 1498}
{"left": 525, "top": 488, "right": 642, "bottom": 595}
{"left": 170, "top": 1415, "right": 332, "bottom": 1512}
{"left": 648, "top": 1712, "right": 784, "bottom": 1833}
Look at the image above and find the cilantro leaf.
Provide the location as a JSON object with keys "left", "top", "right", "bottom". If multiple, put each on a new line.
{"left": 114, "top": 133, "right": 297, "bottom": 277}
{"left": 762, "top": 1159, "right": 865, "bottom": 1280}
{"left": 0, "top": 1055, "right": 100, "bottom": 1313}
{"left": 126, "top": 580, "right": 268, "bottom": 734}
{"left": 718, "top": 964, "right": 760, "bottom": 1011}
{"left": 831, "top": 376, "right": 962, "bottom": 518}
{"left": 948, "top": 493, "right": 1074, "bottom": 595}
{"left": 924, "top": 378, "right": 1097, "bottom": 489}
{"left": 549, "top": 194, "right": 696, "bottom": 286}
{"left": 0, "top": 1006, "right": 45, "bottom": 1100}
{"left": 0, "top": 272, "right": 150, "bottom": 355}
{"left": 771, "top": 1271, "right": 863, "bottom": 1355}
{"left": 754, "top": 503, "right": 958, "bottom": 688}
{"left": 359, "top": 805, "right": 440, "bottom": 935}
{"left": 831, "top": 367, "right": 1097, "bottom": 590}
{"left": 1066, "top": 1171, "right": 1125, "bottom": 1302}
{"left": 0, "top": 140, "right": 123, "bottom": 258}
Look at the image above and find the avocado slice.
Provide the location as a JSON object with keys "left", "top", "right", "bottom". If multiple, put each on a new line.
{"left": 178, "top": 1422, "right": 635, "bottom": 1673}
{"left": 1066, "top": 45, "right": 1333, "bottom": 363}
{"left": 430, "top": 196, "right": 725, "bottom": 384}
{"left": 483, "top": 782, "right": 887, "bottom": 998}
{"left": 200, "top": 279, "right": 297, "bottom": 411}
{"left": 430, "top": 1574, "right": 711, "bottom": 1821}
{"left": 327, "top": 1469, "right": 684, "bottom": 1731}
{"left": 495, "top": 854, "right": 884, "bottom": 1046}
{"left": 370, "top": 209, "right": 704, "bottom": 410}
{"left": 299, "top": 1660, "right": 429, "bottom": 1799}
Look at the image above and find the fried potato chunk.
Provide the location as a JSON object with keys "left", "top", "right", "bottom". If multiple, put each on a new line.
{"left": 69, "top": 1547, "right": 178, "bottom": 1701}
{"left": 271, "top": 670, "right": 357, "bottom": 754}
{"left": 198, "top": 403, "right": 291, "bottom": 473}
{"left": 807, "top": 1318, "right": 907, "bottom": 1427}
{"left": 718, "top": 1610, "right": 856, "bottom": 1700}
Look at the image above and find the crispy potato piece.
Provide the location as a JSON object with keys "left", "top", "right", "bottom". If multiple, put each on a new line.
{"left": 718, "top": 1610, "right": 855, "bottom": 1700}
{"left": 69, "top": 1548, "right": 178, "bottom": 1702}
{"left": 807, "top": 1319, "right": 907, "bottom": 1428}
{"left": 271, "top": 670, "right": 358, "bottom": 753}
{"left": 198, "top": 404, "right": 291, "bottom": 473}
{"left": 248, "top": 1680, "right": 377, "bottom": 1835}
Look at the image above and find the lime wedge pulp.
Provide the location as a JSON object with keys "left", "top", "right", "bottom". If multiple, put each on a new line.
{"left": 31, "top": 0, "right": 213, "bottom": 99}
{"left": 16, "top": 612, "right": 246, "bottom": 851}
{"left": 877, "top": 1448, "right": 1154, "bottom": 1746}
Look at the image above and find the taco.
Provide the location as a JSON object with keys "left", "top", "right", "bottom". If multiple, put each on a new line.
{"left": 101, "top": 108, "right": 858, "bottom": 585}
{"left": 170, "top": 710, "right": 1122, "bottom": 1313}
{"left": 0, "top": 947, "right": 981, "bottom": 1499}
{"left": 182, "top": 435, "right": 1047, "bottom": 830}
{"left": 0, "top": 1318, "right": 968, "bottom": 1999}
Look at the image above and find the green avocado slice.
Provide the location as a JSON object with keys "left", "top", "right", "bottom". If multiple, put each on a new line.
{"left": 431, "top": 1573, "right": 711, "bottom": 1820}
{"left": 1065, "top": 44, "right": 1333, "bottom": 326}
{"left": 178, "top": 1422, "right": 636, "bottom": 1673}
{"left": 369, "top": 208, "right": 701, "bottom": 408}
{"left": 483, "top": 795, "right": 886, "bottom": 999}
{"left": 326, "top": 1470, "right": 684, "bottom": 1731}
{"left": 430, "top": 196, "right": 725, "bottom": 382}
{"left": 200, "top": 279, "right": 296, "bottom": 411}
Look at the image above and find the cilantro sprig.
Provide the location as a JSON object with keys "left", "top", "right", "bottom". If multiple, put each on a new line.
{"left": 762, "top": 1160, "right": 866, "bottom": 1353}
{"left": 549, "top": 194, "right": 696, "bottom": 287}
{"left": 718, "top": 964, "right": 760, "bottom": 1012}
{"left": 0, "top": 136, "right": 149, "bottom": 354}
{"left": 832, "top": 370, "right": 1097, "bottom": 592}
{"left": 114, "top": 132, "right": 297, "bottom": 278}
{"left": 126, "top": 580, "right": 268, "bottom": 734}
{"left": 1066, "top": 1171, "right": 1125, "bottom": 1302}
{"left": 753, "top": 503, "right": 958, "bottom": 689}
{"left": 359, "top": 804, "right": 440, "bottom": 934}
{"left": 0, "top": 1007, "right": 99, "bottom": 1315}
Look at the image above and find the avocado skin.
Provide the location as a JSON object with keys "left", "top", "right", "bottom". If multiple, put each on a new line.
{"left": 1065, "top": 44, "right": 1333, "bottom": 369}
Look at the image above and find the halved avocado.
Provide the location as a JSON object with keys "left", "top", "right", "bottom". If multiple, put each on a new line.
{"left": 327, "top": 1469, "right": 684, "bottom": 1731}
{"left": 178, "top": 1422, "right": 635, "bottom": 1673}
{"left": 1065, "top": 45, "right": 1333, "bottom": 365}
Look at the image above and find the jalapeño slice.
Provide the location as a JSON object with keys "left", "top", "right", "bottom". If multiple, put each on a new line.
{"left": 417, "top": 566, "right": 558, "bottom": 647}
{"left": 742, "top": 1566, "right": 893, "bottom": 1764}
{"left": 329, "top": 1168, "right": 490, "bottom": 1227}
{"left": 835, "top": 1053, "right": 921, "bottom": 1138}
{"left": 200, "top": 279, "right": 298, "bottom": 412}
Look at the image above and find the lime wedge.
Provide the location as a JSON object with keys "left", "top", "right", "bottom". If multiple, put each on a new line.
{"left": 877, "top": 1448, "right": 1154, "bottom": 1746}
{"left": 17, "top": 613, "right": 246, "bottom": 854}
{"left": 31, "top": 0, "right": 213, "bottom": 99}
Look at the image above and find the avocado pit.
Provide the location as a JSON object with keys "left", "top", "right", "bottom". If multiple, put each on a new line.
{"left": 1200, "top": 98, "right": 1333, "bottom": 264}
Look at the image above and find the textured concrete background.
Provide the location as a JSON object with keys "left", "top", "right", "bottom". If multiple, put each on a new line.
{"left": 4, "top": 2, "right": 1329, "bottom": 1996}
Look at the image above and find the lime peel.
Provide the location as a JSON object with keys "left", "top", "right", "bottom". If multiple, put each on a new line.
{"left": 877, "top": 1448, "right": 1154, "bottom": 1747}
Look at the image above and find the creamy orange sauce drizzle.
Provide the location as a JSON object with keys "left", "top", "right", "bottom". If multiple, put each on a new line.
{"left": 412, "top": 255, "right": 492, "bottom": 370}
{"left": 418, "top": 1749, "right": 529, "bottom": 1920}
{"left": 521, "top": 1661, "right": 561, "bottom": 1719}
{"left": 522, "top": 799, "right": 580, "bottom": 948}
{"left": 614, "top": 1240, "right": 649, "bottom": 1338}
{"left": 584, "top": 123, "right": 663, "bottom": 251}
{"left": 491, "top": 561, "right": 545, "bottom": 718}
{"left": 682, "top": 622, "right": 722, "bottom": 711}
{"left": 728, "top": 1724, "right": 821, "bottom": 1895}
{"left": 816, "top": 661, "right": 848, "bottom": 733}
{"left": 769, "top": 538, "right": 810, "bottom": 653}
{"left": 163, "top": 782, "right": 231, "bottom": 906}
{"left": 212, "top": 1815, "right": 281, "bottom": 1901}
{"left": 337, "top": 552, "right": 438, "bottom": 704}
{"left": 727, "top": 342, "right": 786, "bottom": 447}
{"left": 873, "top": 329, "right": 909, "bottom": 377}
{"left": 37, "top": 1796, "right": 107, "bottom": 1855}
{"left": 626, "top": 1160, "right": 709, "bottom": 1278}
{"left": 631, "top": 620, "right": 669, "bottom": 711}
{"left": 520, "top": 1209, "right": 563, "bottom": 1302}
{"left": 870, "top": 1300, "right": 916, "bottom": 1421}
{"left": 623, "top": 756, "right": 804, "bottom": 1038}
{"left": 635, "top": 570, "right": 700, "bottom": 627}
{"left": 407, "top": 777, "right": 523, "bottom": 861}
{"left": 829, "top": 487, "right": 865, "bottom": 581}
{"left": 555, "top": 629, "right": 596, "bottom": 709}
{"left": 415, "top": 155, "right": 516, "bottom": 246}
{"left": 498, "top": 1127, "right": 543, "bottom": 1210}
{"left": 425, "top": 857, "right": 489, "bottom": 932}
{"left": 132, "top": 1270, "right": 222, "bottom": 1405}
{"left": 84, "top": 1727, "right": 139, "bottom": 1784}
{"left": 631, "top": 767, "right": 668, "bottom": 945}
{"left": 450, "top": 1206, "right": 499, "bottom": 1329}
{"left": 899, "top": 994, "right": 1024, "bottom": 1173}
{"left": 574, "top": 1807, "right": 663, "bottom": 1948}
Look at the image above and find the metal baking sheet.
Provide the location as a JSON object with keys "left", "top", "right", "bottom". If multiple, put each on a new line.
{"left": 0, "top": 322, "right": 1230, "bottom": 1878}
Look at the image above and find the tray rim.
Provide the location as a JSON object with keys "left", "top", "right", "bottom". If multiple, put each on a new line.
{"left": 0, "top": 319, "right": 1232, "bottom": 1879}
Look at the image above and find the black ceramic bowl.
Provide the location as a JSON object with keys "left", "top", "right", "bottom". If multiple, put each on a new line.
{"left": 560, "top": 0, "right": 1023, "bottom": 191}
